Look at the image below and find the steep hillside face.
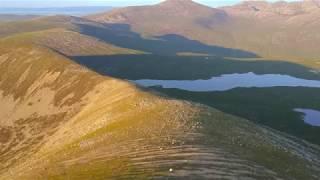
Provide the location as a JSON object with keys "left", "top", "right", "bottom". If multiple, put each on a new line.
{"left": 0, "top": 39, "right": 106, "bottom": 173}
{"left": 90, "top": 0, "right": 320, "bottom": 67}
{"left": 0, "top": 25, "right": 142, "bottom": 175}
{"left": 222, "top": 0, "right": 320, "bottom": 64}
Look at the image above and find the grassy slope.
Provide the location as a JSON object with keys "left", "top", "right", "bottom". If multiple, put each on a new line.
{"left": 214, "top": 9, "right": 320, "bottom": 68}
{"left": 0, "top": 15, "right": 102, "bottom": 39}
{"left": 0, "top": 33, "right": 320, "bottom": 179}
{"left": 0, "top": 16, "right": 73, "bottom": 38}
{"left": 0, "top": 15, "right": 40, "bottom": 22}
{"left": 2, "top": 28, "right": 141, "bottom": 56}
{"left": 0, "top": 37, "right": 106, "bottom": 173}
{"left": 0, "top": 34, "right": 203, "bottom": 179}
{"left": 0, "top": 14, "right": 143, "bottom": 57}
{"left": 153, "top": 86, "right": 320, "bottom": 145}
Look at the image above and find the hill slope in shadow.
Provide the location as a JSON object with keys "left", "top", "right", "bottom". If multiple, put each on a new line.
{"left": 89, "top": 0, "right": 320, "bottom": 67}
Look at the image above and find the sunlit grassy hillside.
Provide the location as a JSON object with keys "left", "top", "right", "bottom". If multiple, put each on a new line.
{"left": 0, "top": 30, "right": 320, "bottom": 180}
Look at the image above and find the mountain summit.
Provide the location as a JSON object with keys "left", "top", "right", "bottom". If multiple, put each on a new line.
{"left": 89, "top": 0, "right": 228, "bottom": 36}
{"left": 159, "top": 0, "right": 206, "bottom": 9}
{"left": 90, "top": 0, "right": 226, "bottom": 22}
{"left": 160, "top": 0, "right": 194, "bottom": 5}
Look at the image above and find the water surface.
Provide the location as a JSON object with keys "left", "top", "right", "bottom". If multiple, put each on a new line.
{"left": 134, "top": 72, "right": 320, "bottom": 92}
{"left": 295, "top": 109, "right": 320, "bottom": 127}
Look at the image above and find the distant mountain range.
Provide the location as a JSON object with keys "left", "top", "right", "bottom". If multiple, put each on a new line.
{"left": 0, "top": 6, "right": 113, "bottom": 16}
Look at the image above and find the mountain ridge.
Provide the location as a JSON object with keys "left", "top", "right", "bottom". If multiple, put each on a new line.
{"left": 225, "top": 0, "right": 320, "bottom": 16}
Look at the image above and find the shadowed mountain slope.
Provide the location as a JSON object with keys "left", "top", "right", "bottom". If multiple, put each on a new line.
{"left": 0, "top": 14, "right": 257, "bottom": 58}
{"left": 76, "top": 23, "right": 257, "bottom": 57}
{"left": 89, "top": 0, "right": 320, "bottom": 67}
{"left": 72, "top": 54, "right": 320, "bottom": 81}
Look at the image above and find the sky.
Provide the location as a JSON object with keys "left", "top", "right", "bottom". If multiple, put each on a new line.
{"left": 0, "top": 0, "right": 298, "bottom": 8}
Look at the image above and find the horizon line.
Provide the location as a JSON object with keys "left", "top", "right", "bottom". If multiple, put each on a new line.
{"left": 0, "top": 0, "right": 302, "bottom": 9}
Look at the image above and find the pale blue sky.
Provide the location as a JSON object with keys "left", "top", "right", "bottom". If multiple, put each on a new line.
{"left": 0, "top": 0, "right": 298, "bottom": 8}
